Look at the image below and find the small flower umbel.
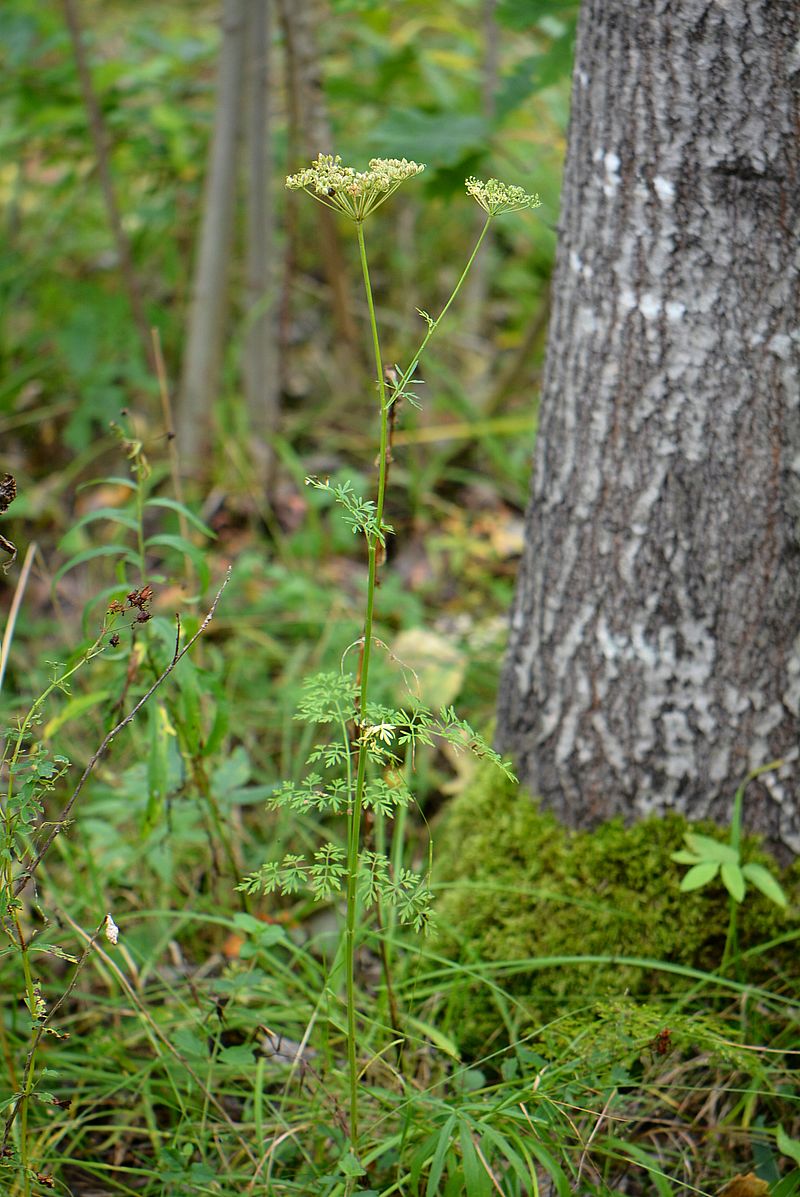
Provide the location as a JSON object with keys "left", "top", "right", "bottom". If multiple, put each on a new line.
{"left": 286, "top": 153, "right": 425, "bottom": 222}
{"left": 465, "top": 175, "right": 541, "bottom": 216}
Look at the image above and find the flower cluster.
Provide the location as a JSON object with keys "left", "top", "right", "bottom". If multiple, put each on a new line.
{"left": 465, "top": 176, "right": 541, "bottom": 216}
{"left": 286, "top": 154, "right": 425, "bottom": 222}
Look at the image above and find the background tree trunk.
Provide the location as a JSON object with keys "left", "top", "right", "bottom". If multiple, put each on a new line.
{"left": 243, "top": 0, "right": 279, "bottom": 490}
{"left": 277, "top": 0, "right": 360, "bottom": 370}
{"left": 178, "top": 0, "right": 245, "bottom": 470}
{"left": 497, "top": 0, "right": 800, "bottom": 854}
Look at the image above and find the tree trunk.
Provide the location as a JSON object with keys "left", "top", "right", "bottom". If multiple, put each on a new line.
{"left": 178, "top": 0, "right": 245, "bottom": 471}
{"left": 497, "top": 0, "right": 800, "bottom": 854}
{"left": 243, "top": 0, "right": 279, "bottom": 489}
{"left": 277, "top": 0, "right": 360, "bottom": 361}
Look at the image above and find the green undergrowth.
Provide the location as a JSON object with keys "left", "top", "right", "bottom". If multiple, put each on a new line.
{"left": 435, "top": 766, "right": 800, "bottom": 1057}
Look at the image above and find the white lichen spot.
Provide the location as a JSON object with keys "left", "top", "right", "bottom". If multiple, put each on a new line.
{"left": 591, "top": 712, "right": 627, "bottom": 772}
{"left": 578, "top": 69, "right": 589, "bottom": 87}
{"left": 723, "top": 684, "right": 750, "bottom": 716}
{"left": 665, "top": 300, "right": 685, "bottom": 322}
{"left": 768, "top": 333, "right": 792, "bottom": 360}
{"left": 619, "top": 286, "right": 637, "bottom": 311}
{"left": 639, "top": 293, "right": 661, "bottom": 321}
{"left": 602, "top": 151, "right": 621, "bottom": 197}
{"left": 569, "top": 250, "right": 583, "bottom": 273}
{"left": 653, "top": 175, "right": 675, "bottom": 204}
{"left": 576, "top": 305, "right": 598, "bottom": 335}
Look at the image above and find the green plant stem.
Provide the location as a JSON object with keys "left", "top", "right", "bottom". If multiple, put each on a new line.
{"left": 340, "top": 216, "right": 493, "bottom": 1158}
{"left": 341, "top": 221, "right": 391, "bottom": 1153}
{"left": 722, "top": 759, "right": 783, "bottom": 975}
{"left": 392, "top": 215, "right": 492, "bottom": 405}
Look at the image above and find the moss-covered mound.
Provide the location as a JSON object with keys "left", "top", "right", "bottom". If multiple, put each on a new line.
{"left": 434, "top": 767, "right": 799, "bottom": 1056}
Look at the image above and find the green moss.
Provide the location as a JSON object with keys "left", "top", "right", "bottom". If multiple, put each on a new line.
{"left": 434, "top": 767, "right": 799, "bottom": 1056}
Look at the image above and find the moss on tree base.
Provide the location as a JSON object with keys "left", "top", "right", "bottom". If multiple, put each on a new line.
{"left": 434, "top": 767, "right": 799, "bottom": 1058}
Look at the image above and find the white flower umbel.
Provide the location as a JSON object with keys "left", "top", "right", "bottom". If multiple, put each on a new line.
{"left": 286, "top": 154, "right": 425, "bottom": 222}
{"left": 465, "top": 176, "right": 541, "bottom": 216}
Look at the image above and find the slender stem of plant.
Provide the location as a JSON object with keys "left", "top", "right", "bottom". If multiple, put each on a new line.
{"left": 340, "top": 217, "right": 493, "bottom": 1153}
{"left": 340, "top": 222, "right": 391, "bottom": 1152}
{"left": 392, "top": 216, "right": 492, "bottom": 404}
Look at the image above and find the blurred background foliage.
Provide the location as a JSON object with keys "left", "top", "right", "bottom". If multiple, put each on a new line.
{"left": 0, "top": 0, "right": 576, "bottom": 782}
{"left": 0, "top": 0, "right": 573, "bottom": 474}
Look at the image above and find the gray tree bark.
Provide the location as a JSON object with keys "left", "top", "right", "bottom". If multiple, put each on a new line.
{"left": 497, "top": 0, "right": 800, "bottom": 854}
{"left": 178, "top": 0, "right": 245, "bottom": 470}
{"left": 243, "top": 0, "right": 279, "bottom": 489}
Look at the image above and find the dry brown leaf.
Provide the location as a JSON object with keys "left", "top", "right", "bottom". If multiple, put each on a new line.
{"left": 717, "top": 1173, "right": 770, "bottom": 1197}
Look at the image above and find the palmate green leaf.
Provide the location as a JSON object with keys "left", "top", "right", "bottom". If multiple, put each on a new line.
{"left": 679, "top": 860, "right": 719, "bottom": 891}
{"left": 683, "top": 833, "right": 739, "bottom": 865}
{"left": 742, "top": 862, "right": 788, "bottom": 908}
{"left": 670, "top": 849, "right": 701, "bottom": 864}
{"left": 720, "top": 861, "right": 746, "bottom": 903}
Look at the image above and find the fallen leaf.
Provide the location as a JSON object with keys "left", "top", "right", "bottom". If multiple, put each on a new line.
{"left": 717, "top": 1173, "right": 770, "bottom": 1197}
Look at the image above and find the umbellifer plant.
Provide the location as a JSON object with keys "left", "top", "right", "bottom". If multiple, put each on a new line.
{"left": 238, "top": 154, "right": 540, "bottom": 1183}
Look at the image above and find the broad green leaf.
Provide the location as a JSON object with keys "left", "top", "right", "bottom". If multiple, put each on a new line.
{"left": 144, "top": 533, "right": 210, "bottom": 588}
{"left": 218, "top": 1044, "right": 254, "bottom": 1067}
{"left": 78, "top": 476, "right": 138, "bottom": 492}
{"left": 146, "top": 496, "right": 216, "bottom": 538}
{"left": 742, "top": 862, "right": 788, "bottom": 908}
{"left": 404, "top": 1014, "right": 459, "bottom": 1060}
{"left": 679, "top": 861, "right": 719, "bottom": 891}
{"left": 43, "top": 691, "right": 109, "bottom": 739}
{"left": 684, "top": 833, "right": 739, "bottom": 865}
{"left": 392, "top": 627, "right": 466, "bottom": 709}
{"left": 670, "top": 849, "right": 701, "bottom": 864}
{"left": 211, "top": 746, "right": 251, "bottom": 798}
{"left": 369, "top": 110, "right": 488, "bottom": 167}
{"left": 145, "top": 703, "right": 175, "bottom": 833}
{"left": 773, "top": 1169, "right": 800, "bottom": 1197}
{"left": 720, "top": 861, "right": 745, "bottom": 903}
{"left": 777, "top": 1125, "right": 800, "bottom": 1167}
{"left": 54, "top": 544, "right": 140, "bottom": 584}
{"left": 69, "top": 507, "right": 139, "bottom": 535}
